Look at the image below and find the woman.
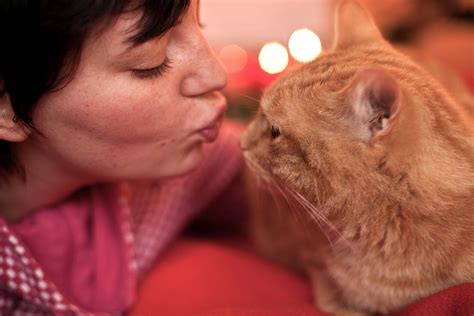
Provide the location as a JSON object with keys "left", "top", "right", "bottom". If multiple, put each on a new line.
{"left": 0, "top": 0, "right": 243, "bottom": 314}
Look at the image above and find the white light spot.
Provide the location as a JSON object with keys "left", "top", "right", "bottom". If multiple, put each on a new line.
{"left": 288, "top": 28, "right": 322, "bottom": 63}
{"left": 258, "top": 42, "right": 289, "bottom": 74}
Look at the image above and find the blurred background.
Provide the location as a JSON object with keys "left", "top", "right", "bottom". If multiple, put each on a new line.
{"left": 200, "top": 0, "right": 474, "bottom": 121}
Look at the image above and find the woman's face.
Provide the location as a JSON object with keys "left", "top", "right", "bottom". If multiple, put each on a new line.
{"left": 21, "top": 0, "right": 228, "bottom": 181}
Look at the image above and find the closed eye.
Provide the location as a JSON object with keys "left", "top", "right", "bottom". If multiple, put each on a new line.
{"left": 131, "top": 57, "right": 173, "bottom": 79}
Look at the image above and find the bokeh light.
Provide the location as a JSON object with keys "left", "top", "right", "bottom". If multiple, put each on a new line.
{"left": 219, "top": 44, "right": 248, "bottom": 74}
{"left": 288, "top": 28, "right": 322, "bottom": 63}
{"left": 258, "top": 42, "right": 289, "bottom": 74}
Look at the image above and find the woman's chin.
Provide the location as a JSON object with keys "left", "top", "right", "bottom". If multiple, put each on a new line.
{"left": 173, "top": 149, "right": 205, "bottom": 176}
{"left": 114, "top": 144, "right": 206, "bottom": 181}
{"left": 152, "top": 145, "right": 205, "bottom": 179}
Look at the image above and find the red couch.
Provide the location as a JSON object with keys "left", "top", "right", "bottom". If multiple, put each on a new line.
{"left": 130, "top": 237, "right": 473, "bottom": 316}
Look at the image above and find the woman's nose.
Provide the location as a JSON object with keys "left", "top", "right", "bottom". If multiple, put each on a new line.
{"left": 180, "top": 34, "right": 227, "bottom": 97}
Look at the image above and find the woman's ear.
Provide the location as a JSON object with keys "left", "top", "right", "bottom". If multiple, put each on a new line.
{"left": 0, "top": 92, "right": 31, "bottom": 142}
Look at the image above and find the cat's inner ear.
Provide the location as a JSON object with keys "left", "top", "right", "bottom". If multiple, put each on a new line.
{"left": 346, "top": 68, "right": 401, "bottom": 142}
{"left": 333, "top": 0, "right": 383, "bottom": 49}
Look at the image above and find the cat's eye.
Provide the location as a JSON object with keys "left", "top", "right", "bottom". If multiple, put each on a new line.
{"left": 271, "top": 126, "right": 281, "bottom": 139}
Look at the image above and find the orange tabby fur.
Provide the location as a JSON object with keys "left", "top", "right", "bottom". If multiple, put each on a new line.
{"left": 241, "top": 1, "right": 474, "bottom": 315}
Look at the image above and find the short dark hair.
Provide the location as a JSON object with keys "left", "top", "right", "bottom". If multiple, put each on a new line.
{"left": 0, "top": 0, "right": 190, "bottom": 179}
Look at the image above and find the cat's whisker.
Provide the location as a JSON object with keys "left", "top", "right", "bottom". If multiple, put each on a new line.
{"left": 269, "top": 179, "right": 293, "bottom": 219}
{"left": 265, "top": 179, "right": 288, "bottom": 223}
{"left": 293, "top": 195, "right": 337, "bottom": 237}
{"left": 244, "top": 157, "right": 273, "bottom": 182}
{"left": 286, "top": 189, "right": 337, "bottom": 251}
{"left": 290, "top": 190, "right": 331, "bottom": 226}
{"left": 231, "top": 104, "right": 259, "bottom": 111}
{"left": 246, "top": 159, "right": 312, "bottom": 238}
{"left": 288, "top": 188, "right": 354, "bottom": 251}
{"left": 245, "top": 156, "right": 353, "bottom": 250}
{"left": 314, "top": 181, "right": 323, "bottom": 210}
{"left": 273, "top": 180, "right": 313, "bottom": 237}
{"left": 235, "top": 93, "right": 261, "bottom": 105}
{"left": 255, "top": 174, "right": 279, "bottom": 205}
{"left": 253, "top": 173, "right": 263, "bottom": 211}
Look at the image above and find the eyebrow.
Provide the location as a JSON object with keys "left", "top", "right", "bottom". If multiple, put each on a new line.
{"left": 119, "top": 0, "right": 196, "bottom": 57}
{"left": 117, "top": 37, "right": 156, "bottom": 60}
{"left": 119, "top": 24, "right": 173, "bottom": 59}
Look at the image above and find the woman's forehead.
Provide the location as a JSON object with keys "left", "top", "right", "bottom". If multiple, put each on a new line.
{"left": 83, "top": 12, "right": 163, "bottom": 65}
{"left": 85, "top": 0, "right": 197, "bottom": 60}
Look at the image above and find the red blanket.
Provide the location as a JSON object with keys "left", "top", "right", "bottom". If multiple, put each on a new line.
{"left": 130, "top": 238, "right": 474, "bottom": 316}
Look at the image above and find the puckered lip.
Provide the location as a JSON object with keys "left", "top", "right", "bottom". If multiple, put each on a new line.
{"left": 198, "top": 102, "right": 227, "bottom": 132}
{"left": 196, "top": 102, "right": 227, "bottom": 142}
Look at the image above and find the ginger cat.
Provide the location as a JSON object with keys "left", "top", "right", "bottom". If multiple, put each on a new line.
{"left": 240, "top": 1, "right": 474, "bottom": 315}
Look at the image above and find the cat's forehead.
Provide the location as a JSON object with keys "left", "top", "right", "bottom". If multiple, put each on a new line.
{"left": 261, "top": 53, "right": 345, "bottom": 109}
{"left": 260, "top": 82, "right": 299, "bottom": 118}
{"left": 259, "top": 46, "right": 409, "bottom": 121}
{"left": 263, "top": 47, "right": 406, "bottom": 102}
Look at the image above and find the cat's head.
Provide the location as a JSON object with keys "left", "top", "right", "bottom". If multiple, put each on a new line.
{"left": 241, "top": 0, "right": 472, "bottom": 216}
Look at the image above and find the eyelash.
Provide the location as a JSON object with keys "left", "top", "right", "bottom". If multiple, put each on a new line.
{"left": 132, "top": 58, "right": 173, "bottom": 79}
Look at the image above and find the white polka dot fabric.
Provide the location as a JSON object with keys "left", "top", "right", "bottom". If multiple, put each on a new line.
{"left": 0, "top": 122, "right": 243, "bottom": 315}
{"left": 0, "top": 224, "right": 82, "bottom": 315}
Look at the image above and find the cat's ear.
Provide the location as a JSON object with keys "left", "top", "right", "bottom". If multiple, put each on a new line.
{"left": 333, "top": 0, "right": 383, "bottom": 49}
{"left": 345, "top": 68, "right": 401, "bottom": 143}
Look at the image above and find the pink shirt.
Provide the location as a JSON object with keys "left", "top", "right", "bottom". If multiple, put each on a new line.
{"left": 0, "top": 121, "right": 244, "bottom": 315}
